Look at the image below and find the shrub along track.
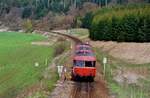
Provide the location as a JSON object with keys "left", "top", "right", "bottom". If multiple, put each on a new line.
{"left": 49, "top": 30, "right": 109, "bottom": 98}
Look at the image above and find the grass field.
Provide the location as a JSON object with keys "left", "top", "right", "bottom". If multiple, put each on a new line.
{"left": 0, "top": 32, "right": 54, "bottom": 98}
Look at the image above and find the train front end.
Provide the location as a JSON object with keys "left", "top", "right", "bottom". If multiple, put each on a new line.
{"left": 72, "top": 45, "right": 96, "bottom": 81}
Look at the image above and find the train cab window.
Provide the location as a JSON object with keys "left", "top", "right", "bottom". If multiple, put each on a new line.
{"left": 85, "top": 61, "right": 95, "bottom": 67}
{"left": 74, "top": 60, "right": 84, "bottom": 67}
{"left": 85, "top": 61, "right": 92, "bottom": 67}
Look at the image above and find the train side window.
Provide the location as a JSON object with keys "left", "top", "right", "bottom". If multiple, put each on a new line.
{"left": 85, "top": 61, "right": 92, "bottom": 67}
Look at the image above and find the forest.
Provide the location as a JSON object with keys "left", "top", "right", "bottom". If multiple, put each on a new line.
{"left": 83, "top": 4, "right": 150, "bottom": 42}
{"left": 0, "top": 0, "right": 149, "bottom": 32}
{"left": 0, "top": 0, "right": 149, "bottom": 19}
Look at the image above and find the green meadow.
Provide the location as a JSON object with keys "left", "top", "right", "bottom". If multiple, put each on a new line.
{"left": 0, "top": 32, "right": 54, "bottom": 98}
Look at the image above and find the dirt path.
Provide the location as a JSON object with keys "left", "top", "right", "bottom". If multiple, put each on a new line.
{"left": 49, "top": 30, "right": 109, "bottom": 98}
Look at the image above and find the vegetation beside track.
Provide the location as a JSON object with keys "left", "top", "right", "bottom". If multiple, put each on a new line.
{"left": 69, "top": 29, "right": 89, "bottom": 38}
{"left": 67, "top": 28, "right": 150, "bottom": 98}
{"left": 94, "top": 47, "right": 150, "bottom": 98}
{"left": 26, "top": 33, "right": 71, "bottom": 98}
{"left": 0, "top": 32, "right": 56, "bottom": 98}
{"left": 53, "top": 38, "right": 70, "bottom": 57}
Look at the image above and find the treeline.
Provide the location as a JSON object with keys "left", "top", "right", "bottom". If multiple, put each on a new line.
{"left": 0, "top": 0, "right": 148, "bottom": 19}
{"left": 0, "top": 0, "right": 105, "bottom": 19}
{"left": 83, "top": 4, "right": 150, "bottom": 42}
{"left": 0, "top": 0, "right": 149, "bottom": 31}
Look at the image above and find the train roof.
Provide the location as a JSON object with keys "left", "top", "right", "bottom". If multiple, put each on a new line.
{"left": 76, "top": 43, "right": 91, "bottom": 48}
{"left": 75, "top": 49, "right": 93, "bottom": 53}
{"left": 73, "top": 43, "right": 96, "bottom": 61}
{"left": 75, "top": 50, "right": 94, "bottom": 56}
{"left": 76, "top": 47, "right": 91, "bottom": 51}
{"left": 76, "top": 45, "right": 91, "bottom": 50}
{"left": 73, "top": 56, "right": 96, "bottom": 61}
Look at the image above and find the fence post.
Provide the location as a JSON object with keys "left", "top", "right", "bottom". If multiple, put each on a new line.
{"left": 103, "top": 57, "right": 107, "bottom": 77}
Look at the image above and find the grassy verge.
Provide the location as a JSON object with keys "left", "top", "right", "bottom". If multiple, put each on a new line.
{"left": 0, "top": 32, "right": 55, "bottom": 98}
{"left": 94, "top": 47, "right": 150, "bottom": 98}
{"left": 26, "top": 35, "right": 71, "bottom": 98}
{"left": 67, "top": 28, "right": 89, "bottom": 39}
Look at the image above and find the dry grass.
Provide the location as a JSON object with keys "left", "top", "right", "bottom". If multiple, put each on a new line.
{"left": 90, "top": 41, "right": 150, "bottom": 64}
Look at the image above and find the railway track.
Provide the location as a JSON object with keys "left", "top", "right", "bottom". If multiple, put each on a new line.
{"left": 50, "top": 30, "right": 95, "bottom": 98}
{"left": 51, "top": 30, "right": 82, "bottom": 44}
{"left": 87, "top": 82, "right": 91, "bottom": 98}
{"left": 36, "top": 30, "right": 82, "bottom": 44}
{"left": 51, "top": 31, "right": 95, "bottom": 98}
{"left": 70, "top": 82, "right": 94, "bottom": 98}
{"left": 47, "top": 30, "right": 109, "bottom": 98}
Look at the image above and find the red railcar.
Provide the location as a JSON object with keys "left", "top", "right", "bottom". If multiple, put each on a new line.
{"left": 72, "top": 44, "right": 96, "bottom": 81}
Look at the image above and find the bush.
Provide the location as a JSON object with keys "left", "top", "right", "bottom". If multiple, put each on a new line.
{"left": 53, "top": 41, "right": 67, "bottom": 57}
{"left": 23, "top": 19, "right": 33, "bottom": 33}
{"left": 89, "top": 4, "right": 150, "bottom": 42}
{"left": 82, "top": 12, "right": 94, "bottom": 28}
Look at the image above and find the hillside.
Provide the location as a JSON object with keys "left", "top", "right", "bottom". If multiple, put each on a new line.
{"left": 0, "top": 0, "right": 149, "bottom": 31}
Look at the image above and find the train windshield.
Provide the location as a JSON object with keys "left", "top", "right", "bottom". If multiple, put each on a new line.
{"left": 74, "top": 60, "right": 84, "bottom": 67}
{"left": 85, "top": 61, "right": 95, "bottom": 67}
{"left": 74, "top": 60, "right": 95, "bottom": 67}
